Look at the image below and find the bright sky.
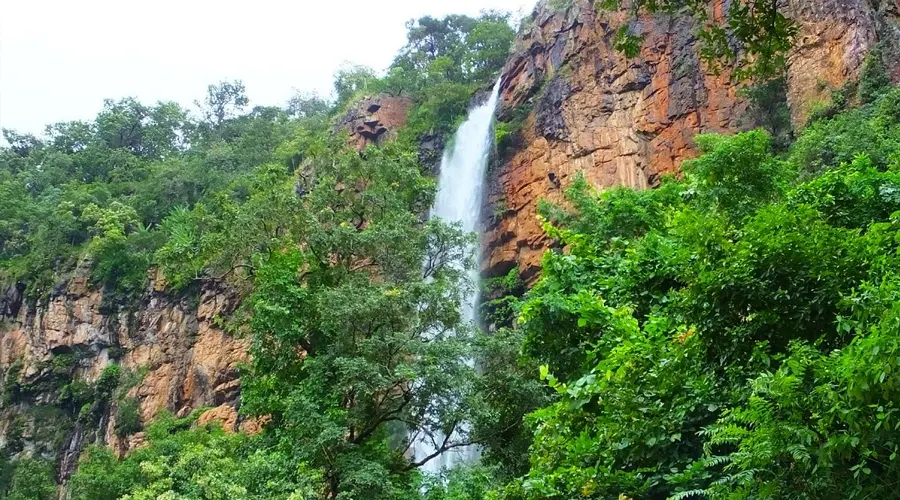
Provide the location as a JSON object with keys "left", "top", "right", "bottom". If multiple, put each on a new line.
{"left": 0, "top": 0, "right": 535, "bottom": 136}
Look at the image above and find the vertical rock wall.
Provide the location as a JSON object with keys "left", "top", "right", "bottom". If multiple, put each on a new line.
{"left": 0, "top": 265, "right": 248, "bottom": 477}
{"left": 484, "top": 0, "right": 900, "bottom": 281}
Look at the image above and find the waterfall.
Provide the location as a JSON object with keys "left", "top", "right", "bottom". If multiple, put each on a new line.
{"left": 413, "top": 79, "right": 502, "bottom": 474}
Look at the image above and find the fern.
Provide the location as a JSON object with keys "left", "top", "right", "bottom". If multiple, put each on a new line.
{"left": 669, "top": 489, "right": 708, "bottom": 500}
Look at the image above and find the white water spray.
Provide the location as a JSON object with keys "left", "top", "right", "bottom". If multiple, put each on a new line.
{"left": 413, "top": 79, "right": 502, "bottom": 474}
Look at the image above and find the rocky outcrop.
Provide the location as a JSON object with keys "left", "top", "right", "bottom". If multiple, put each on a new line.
{"left": 339, "top": 94, "right": 413, "bottom": 151}
{"left": 783, "top": 0, "right": 900, "bottom": 124}
{"left": 484, "top": 0, "right": 900, "bottom": 282}
{"left": 0, "top": 263, "right": 248, "bottom": 474}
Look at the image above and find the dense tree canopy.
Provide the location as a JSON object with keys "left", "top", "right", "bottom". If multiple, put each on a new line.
{"left": 493, "top": 84, "right": 900, "bottom": 499}
{"left": 1, "top": 9, "right": 518, "bottom": 500}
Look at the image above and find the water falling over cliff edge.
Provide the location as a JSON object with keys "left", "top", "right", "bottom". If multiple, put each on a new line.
{"left": 413, "top": 79, "right": 502, "bottom": 474}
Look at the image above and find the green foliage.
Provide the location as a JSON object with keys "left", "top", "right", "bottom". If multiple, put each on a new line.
{"left": 683, "top": 130, "right": 792, "bottom": 219}
{"left": 394, "top": 12, "right": 514, "bottom": 86}
{"left": 792, "top": 87, "right": 900, "bottom": 176}
{"left": 858, "top": 45, "right": 892, "bottom": 104}
{"left": 497, "top": 92, "right": 900, "bottom": 498}
{"left": 470, "top": 327, "right": 553, "bottom": 481}
{"left": 3, "top": 9, "right": 517, "bottom": 499}
{"left": 422, "top": 464, "right": 503, "bottom": 500}
{"left": 1, "top": 359, "right": 24, "bottom": 408}
{"left": 333, "top": 65, "right": 381, "bottom": 110}
{"left": 0, "top": 458, "right": 56, "bottom": 500}
{"left": 0, "top": 81, "right": 295, "bottom": 302}
{"left": 404, "top": 82, "right": 480, "bottom": 140}
{"left": 2, "top": 419, "right": 25, "bottom": 455}
{"left": 703, "top": 303, "right": 900, "bottom": 498}
{"left": 493, "top": 105, "right": 530, "bottom": 162}
{"left": 481, "top": 266, "right": 523, "bottom": 326}
{"left": 238, "top": 138, "right": 477, "bottom": 499}
{"left": 70, "top": 414, "right": 323, "bottom": 500}
{"left": 740, "top": 76, "right": 793, "bottom": 150}
{"left": 286, "top": 91, "right": 331, "bottom": 119}
{"left": 83, "top": 201, "right": 158, "bottom": 301}
{"left": 196, "top": 80, "right": 250, "bottom": 129}
{"left": 0, "top": 8, "right": 515, "bottom": 307}
{"left": 115, "top": 397, "right": 142, "bottom": 437}
{"left": 95, "top": 364, "right": 121, "bottom": 401}
{"left": 24, "top": 405, "right": 73, "bottom": 456}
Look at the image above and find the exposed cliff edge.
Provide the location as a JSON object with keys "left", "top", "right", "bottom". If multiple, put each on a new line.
{"left": 0, "top": 264, "right": 248, "bottom": 480}
{"left": 484, "top": 0, "right": 900, "bottom": 282}
{"left": 338, "top": 94, "right": 413, "bottom": 151}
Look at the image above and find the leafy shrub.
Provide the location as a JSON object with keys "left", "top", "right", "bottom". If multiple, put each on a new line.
{"left": 501, "top": 111, "right": 900, "bottom": 498}
{"left": 1, "top": 359, "right": 24, "bottom": 407}
{"left": 793, "top": 87, "right": 900, "bottom": 176}
{"left": 70, "top": 414, "right": 323, "bottom": 500}
{"left": 114, "top": 397, "right": 142, "bottom": 437}
{"left": 2, "top": 458, "right": 56, "bottom": 500}
{"left": 94, "top": 364, "right": 120, "bottom": 402}
{"left": 858, "top": 45, "right": 892, "bottom": 104}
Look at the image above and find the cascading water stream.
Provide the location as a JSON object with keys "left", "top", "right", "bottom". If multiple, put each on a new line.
{"left": 413, "top": 79, "right": 502, "bottom": 474}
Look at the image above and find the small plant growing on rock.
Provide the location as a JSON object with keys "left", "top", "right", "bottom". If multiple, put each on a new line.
{"left": 115, "top": 397, "right": 142, "bottom": 437}
{"left": 859, "top": 45, "right": 892, "bottom": 104}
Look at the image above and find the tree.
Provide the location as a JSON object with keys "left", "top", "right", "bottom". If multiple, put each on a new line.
{"left": 465, "top": 15, "right": 515, "bottom": 82}
{"left": 393, "top": 13, "right": 514, "bottom": 85}
{"left": 495, "top": 107, "right": 900, "bottom": 497}
{"left": 333, "top": 64, "right": 379, "bottom": 108}
{"left": 3, "top": 458, "right": 56, "bottom": 500}
{"left": 286, "top": 91, "right": 331, "bottom": 119}
{"left": 95, "top": 97, "right": 149, "bottom": 154}
{"left": 69, "top": 414, "right": 324, "bottom": 500}
{"left": 237, "top": 140, "right": 480, "bottom": 499}
{"left": 1, "top": 130, "right": 42, "bottom": 159}
{"left": 397, "top": 15, "right": 475, "bottom": 70}
{"left": 94, "top": 98, "right": 191, "bottom": 159}
{"left": 196, "top": 80, "right": 250, "bottom": 128}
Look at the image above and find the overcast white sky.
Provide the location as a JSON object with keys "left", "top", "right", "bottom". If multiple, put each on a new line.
{"left": 0, "top": 0, "right": 535, "bottom": 136}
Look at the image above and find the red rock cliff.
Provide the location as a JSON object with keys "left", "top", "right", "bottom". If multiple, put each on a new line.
{"left": 339, "top": 94, "right": 413, "bottom": 151}
{"left": 0, "top": 263, "right": 248, "bottom": 478}
{"left": 484, "top": 0, "right": 900, "bottom": 282}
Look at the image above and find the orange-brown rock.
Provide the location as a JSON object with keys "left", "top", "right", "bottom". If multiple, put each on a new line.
{"left": 783, "top": 0, "right": 900, "bottom": 125}
{"left": 339, "top": 94, "right": 413, "bottom": 151}
{"left": 197, "top": 404, "right": 267, "bottom": 435}
{"left": 484, "top": 0, "right": 900, "bottom": 282}
{"left": 0, "top": 263, "right": 248, "bottom": 470}
{"left": 197, "top": 403, "right": 240, "bottom": 431}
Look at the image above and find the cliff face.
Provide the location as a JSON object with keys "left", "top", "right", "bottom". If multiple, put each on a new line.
{"left": 0, "top": 264, "right": 248, "bottom": 478}
{"left": 339, "top": 94, "right": 413, "bottom": 151}
{"left": 785, "top": 0, "right": 900, "bottom": 125}
{"left": 484, "top": 0, "right": 900, "bottom": 281}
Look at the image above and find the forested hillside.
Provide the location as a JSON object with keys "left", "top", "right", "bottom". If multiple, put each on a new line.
{"left": 0, "top": 12, "right": 518, "bottom": 499}
{"left": 2, "top": 1, "right": 900, "bottom": 499}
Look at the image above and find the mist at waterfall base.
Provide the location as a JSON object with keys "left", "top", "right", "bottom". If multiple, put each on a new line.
{"left": 412, "top": 80, "right": 502, "bottom": 474}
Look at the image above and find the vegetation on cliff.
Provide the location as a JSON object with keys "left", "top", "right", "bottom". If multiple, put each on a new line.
{"left": 0, "top": 10, "right": 517, "bottom": 500}
{"left": 2, "top": 2, "right": 900, "bottom": 500}
{"left": 495, "top": 80, "right": 900, "bottom": 498}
